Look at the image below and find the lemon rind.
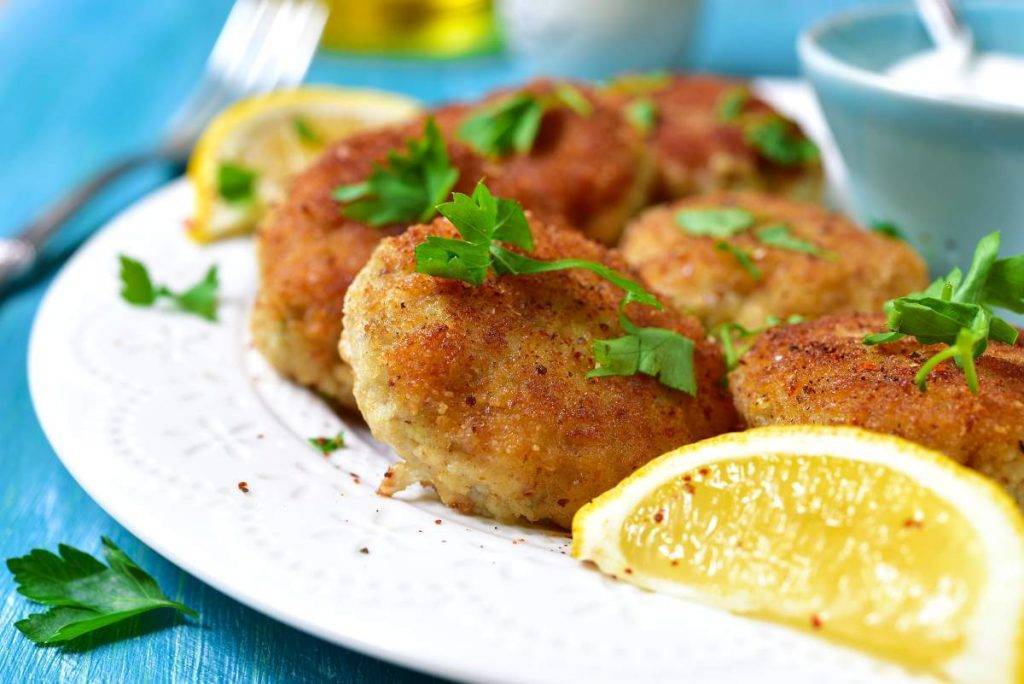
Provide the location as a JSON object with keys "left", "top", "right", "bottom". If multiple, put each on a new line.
{"left": 572, "top": 425, "right": 1024, "bottom": 683}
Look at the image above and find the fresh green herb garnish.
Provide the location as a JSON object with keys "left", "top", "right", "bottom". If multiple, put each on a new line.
{"left": 676, "top": 207, "right": 756, "bottom": 238}
{"left": 6, "top": 537, "right": 196, "bottom": 646}
{"left": 625, "top": 98, "right": 657, "bottom": 134}
{"left": 458, "top": 93, "right": 546, "bottom": 157}
{"left": 458, "top": 84, "right": 595, "bottom": 157}
{"left": 309, "top": 432, "right": 345, "bottom": 455}
{"left": 589, "top": 304, "right": 696, "bottom": 395}
{"left": 755, "top": 224, "right": 831, "bottom": 257}
{"left": 605, "top": 71, "right": 671, "bottom": 96}
{"left": 864, "top": 231, "right": 1022, "bottom": 392}
{"left": 717, "top": 86, "right": 750, "bottom": 122}
{"left": 716, "top": 241, "right": 762, "bottom": 280}
{"left": 744, "top": 117, "right": 819, "bottom": 166}
{"left": 217, "top": 162, "right": 257, "bottom": 203}
{"left": 554, "top": 83, "right": 593, "bottom": 116}
{"left": 119, "top": 255, "right": 219, "bottom": 321}
{"left": 333, "top": 118, "right": 458, "bottom": 227}
{"left": 871, "top": 221, "right": 907, "bottom": 241}
{"left": 293, "top": 117, "right": 321, "bottom": 145}
{"left": 415, "top": 182, "right": 695, "bottom": 393}
{"left": 712, "top": 315, "right": 804, "bottom": 372}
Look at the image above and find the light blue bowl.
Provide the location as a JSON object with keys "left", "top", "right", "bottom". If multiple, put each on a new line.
{"left": 799, "top": 2, "right": 1024, "bottom": 276}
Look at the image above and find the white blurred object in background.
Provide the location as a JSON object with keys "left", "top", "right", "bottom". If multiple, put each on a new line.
{"left": 498, "top": 0, "right": 702, "bottom": 79}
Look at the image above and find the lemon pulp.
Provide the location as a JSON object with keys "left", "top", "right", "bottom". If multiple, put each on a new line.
{"left": 620, "top": 453, "right": 985, "bottom": 670}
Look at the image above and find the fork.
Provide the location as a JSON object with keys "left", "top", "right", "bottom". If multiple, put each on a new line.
{"left": 0, "top": 0, "right": 327, "bottom": 292}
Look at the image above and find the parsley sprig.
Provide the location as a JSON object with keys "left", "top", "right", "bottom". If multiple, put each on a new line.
{"left": 6, "top": 537, "right": 196, "bottom": 646}
{"left": 119, "top": 255, "right": 219, "bottom": 321}
{"left": 712, "top": 315, "right": 804, "bottom": 371}
{"left": 333, "top": 118, "right": 459, "bottom": 227}
{"left": 415, "top": 182, "right": 695, "bottom": 393}
{"left": 457, "top": 84, "right": 593, "bottom": 157}
{"left": 713, "top": 86, "right": 819, "bottom": 167}
{"left": 676, "top": 207, "right": 831, "bottom": 262}
{"left": 864, "top": 231, "right": 1023, "bottom": 392}
{"left": 309, "top": 432, "right": 345, "bottom": 455}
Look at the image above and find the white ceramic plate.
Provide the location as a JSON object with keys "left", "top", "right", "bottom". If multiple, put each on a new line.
{"left": 29, "top": 82, "right": 912, "bottom": 683}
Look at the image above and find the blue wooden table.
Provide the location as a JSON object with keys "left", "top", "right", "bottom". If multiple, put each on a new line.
{"left": 0, "top": 0, "right": 865, "bottom": 680}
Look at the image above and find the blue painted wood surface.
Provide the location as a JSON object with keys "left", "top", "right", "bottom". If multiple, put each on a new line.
{"left": 0, "top": 0, "right": 869, "bottom": 680}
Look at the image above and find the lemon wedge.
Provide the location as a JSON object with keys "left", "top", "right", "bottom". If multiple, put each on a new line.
{"left": 572, "top": 425, "right": 1024, "bottom": 682}
{"left": 187, "top": 86, "right": 421, "bottom": 242}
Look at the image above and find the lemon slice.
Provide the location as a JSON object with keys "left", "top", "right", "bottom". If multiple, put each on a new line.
{"left": 572, "top": 425, "right": 1024, "bottom": 682}
{"left": 187, "top": 86, "right": 421, "bottom": 242}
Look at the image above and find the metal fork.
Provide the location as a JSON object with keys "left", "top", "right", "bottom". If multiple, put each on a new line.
{"left": 0, "top": 0, "right": 327, "bottom": 292}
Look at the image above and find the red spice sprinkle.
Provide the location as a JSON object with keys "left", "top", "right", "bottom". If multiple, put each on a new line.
{"left": 434, "top": 519, "right": 442, "bottom": 525}
{"left": 624, "top": 567, "right": 633, "bottom": 575}
{"left": 350, "top": 472, "right": 361, "bottom": 484}
{"left": 903, "top": 517, "right": 924, "bottom": 528}
{"left": 237, "top": 481, "right": 249, "bottom": 493}
{"left": 682, "top": 474, "right": 692, "bottom": 482}
{"left": 683, "top": 482, "right": 696, "bottom": 495}
{"left": 359, "top": 547, "right": 369, "bottom": 554}
{"left": 698, "top": 467, "right": 710, "bottom": 477}
{"left": 810, "top": 614, "right": 823, "bottom": 630}
{"left": 670, "top": 560, "right": 679, "bottom": 567}
{"left": 653, "top": 510, "right": 665, "bottom": 523}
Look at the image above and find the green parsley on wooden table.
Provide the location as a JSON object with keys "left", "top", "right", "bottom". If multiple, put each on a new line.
{"left": 119, "top": 255, "right": 219, "bottom": 322}
{"left": 414, "top": 182, "right": 696, "bottom": 393}
{"left": 333, "top": 118, "right": 459, "bottom": 228}
{"left": 864, "top": 231, "right": 1023, "bottom": 393}
{"left": 6, "top": 537, "right": 196, "bottom": 647}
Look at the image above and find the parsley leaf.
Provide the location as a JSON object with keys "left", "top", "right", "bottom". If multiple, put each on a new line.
{"left": 309, "top": 432, "right": 345, "bottom": 454}
{"left": 293, "top": 117, "right": 322, "bottom": 145}
{"left": 864, "top": 231, "right": 1022, "bottom": 392}
{"left": 712, "top": 315, "right": 804, "bottom": 372}
{"left": 871, "top": 221, "right": 907, "bottom": 241}
{"left": 625, "top": 98, "right": 657, "bottom": 134}
{"left": 217, "top": 162, "right": 257, "bottom": 203}
{"left": 118, "top": 256, "right": 219, "bottom": 321}
{"left": 589, "top": 308, "right": 696, "bottom": 395}
{"left": 333, "top": 118, "right": 459, "bottom": 227}
{"left": 458, "top": 93, "right": 546, "bottom": 157}
{"left": 458, "top": 84, "right": 594, "bottom": 157}
{"left": 554, "top": 84, "right": 593, "bottom": 116}
{"left": 716, "top": 241, "right": 762, "bottom": 280}
{"left": 415, "top": 182, "right": 695, "bottom": 392}
{"left": 6, "top": 537, "right": 196, "bottom": 646}
{"left": 676, "top": 207, "right": 755, "bottom": 238}
{"left": 717, "top": 86, "right": 750, "bottom": 122}
{"left": 605, "top": 71, "right": 671, "bottom": 96}
{"left": 744, "top": 117, "right": 819, "bottom": 166}
{"left": 755, "top": 223, "right": 832, "bottom": 257}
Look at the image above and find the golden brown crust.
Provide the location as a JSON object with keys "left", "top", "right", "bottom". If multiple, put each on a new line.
{"left": 611, "top": 75, "right": 823, "bottom": 202}
{"left": 620, "top": 191, "right": 930, "bottom": 328}
{"left": 341, "top": 215, "right": 738, "bottom": 528}
{"left": 730, "top": 313, "right": 1024, "bottom": 505}
{"left": 251, "top": 120, "right": 488, "bottom": 409}
{"left": 253, "top": 80, "right": 652, "bottom": 406}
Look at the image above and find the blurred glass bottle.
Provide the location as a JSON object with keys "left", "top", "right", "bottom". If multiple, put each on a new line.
{"left": 321, "top": 0, "right": 498, "bottom": 57}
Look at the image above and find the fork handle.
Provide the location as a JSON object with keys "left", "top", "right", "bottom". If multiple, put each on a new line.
{"left": 0, "top": 151, "right": 171, "bottom": 291}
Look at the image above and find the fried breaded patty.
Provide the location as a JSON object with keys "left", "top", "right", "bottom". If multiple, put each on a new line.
{"left": 619, "top": 192, "right": 929, "bottom": 328}
{"left": 253, "top": 81, "right": 651, "bottom": 408}
{"left": 730, "top": 313, "right": 1024, "bottom": 505}
{"left": 433, "top": 80, "right": 653, "bottom": 245}
{"left": 340, "top": 216, "right": 738, "bottom": 528}
{"left": 610, "top": 75, "right": 824, "bottom": 202}
{"left": 252, "top": 121, "right": 489, "bottom": 409}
